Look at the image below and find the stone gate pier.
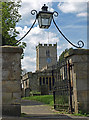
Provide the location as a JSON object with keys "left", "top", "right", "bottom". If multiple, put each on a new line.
{"left": 0, "top": 46, "right": 23, "bottom": 116}
{"left": 65, "top": 49, "right": 89, "bottom": 113}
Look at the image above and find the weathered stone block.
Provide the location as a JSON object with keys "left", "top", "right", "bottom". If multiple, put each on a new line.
{"left": 2, "top": 104, "right": 21, "bottom": 116}
{"left": 74, "top": 63, "right": 88, "bottom": 71}
{"left": 0, "top": 105, "right": 2, "bottom": 118}
{"left": 0, "top": 93, "right": 2, "bottom": 104}
{"left": 87, "top": 80, "right": 89, "bottom": 90}
{"left": 86, "top": 90, "right": 89, "bottom": 100}
{"left": 0, "top": 82, "right": 2, "bottom": 93}
{"left": 2, "top": 81, "right": 21, "bottom": 93}
{"left": 13, "top": 93, "right": 21, "bottom": 100}
{"left": 1, "top": 46, "right": 23, "bottom": 53}
{"left": 78, "top": 101, "right": 89, "bottom": 112}
{"left": 72, "top": 55, "right": 88, "bottom": 63}
{"left": 2, "top": 69, "right": 21, "bottom": 81}
{"left": 2, "top": 93, "right": 12, "bottom": 104}
{"left": 76, "top": 79, "right": 88, "bottom": 90}
{"left": 65, "top": 49, "right": 89, "bottom": 58}
{"left": 77, "top": 91, "right": 88, "bottom": 102}
{"left": 2, "top": 92, "right": 21, "bottom": 105}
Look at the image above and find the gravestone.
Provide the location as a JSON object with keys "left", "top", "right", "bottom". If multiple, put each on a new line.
{"left": 41, "top": 85, "right": 49, "bottom": 95}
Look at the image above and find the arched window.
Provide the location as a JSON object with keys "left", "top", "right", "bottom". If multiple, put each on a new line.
{"left": 46, "top": 77, "right": 48, "bottom": 84}
{"left": 46, "top": 50, "right": 50, "bottom": 57}
{"left": 43, "top": 77, "right": 45, "bottom": 84}
{"left": 49, "top": 77, "right": 51, "bottom": 90}
{"left": 39, "top": 77, "right": 42, "bottom": 85}
{"left": 52, "top": 77, "right": 55, "bottom": 86}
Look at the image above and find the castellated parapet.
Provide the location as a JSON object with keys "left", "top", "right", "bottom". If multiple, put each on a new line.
{"left": 37, "top": 43, "right": 57, "bottom": 47}
{"left": 36, "top": 43, "right": 57, "bottom": 50}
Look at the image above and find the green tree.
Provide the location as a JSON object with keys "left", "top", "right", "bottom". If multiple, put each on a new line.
{"left": 2, "top": 1, "right": 26, "bottom": 47}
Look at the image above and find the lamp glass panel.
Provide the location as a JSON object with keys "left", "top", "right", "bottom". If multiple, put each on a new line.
{"left": 38, "top": 12, "right": 53, "bottom": 28}
{"left": 42, "top": 18, "right": 49, "bottom": 25}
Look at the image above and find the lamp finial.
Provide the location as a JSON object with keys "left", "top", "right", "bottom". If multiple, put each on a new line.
{"left": 42, "top": 4, "right": 48, "bottom": 11}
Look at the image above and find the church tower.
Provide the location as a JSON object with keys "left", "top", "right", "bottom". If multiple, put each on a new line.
{"left": 36, "top": 43, "right": 57, "bottom": 71}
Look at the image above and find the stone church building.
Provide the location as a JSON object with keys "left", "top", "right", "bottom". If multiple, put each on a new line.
{"left": 21, "top": 43, "right": 59, "bottom": 97}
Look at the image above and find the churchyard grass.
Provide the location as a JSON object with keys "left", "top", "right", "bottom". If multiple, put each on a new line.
{"left": 22, "top": 95, "right": 54, "bottom": 106}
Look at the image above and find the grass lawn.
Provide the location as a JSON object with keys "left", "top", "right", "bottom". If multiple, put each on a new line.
{"left": 22, "top": 95, "right": 54, "bottom": 106}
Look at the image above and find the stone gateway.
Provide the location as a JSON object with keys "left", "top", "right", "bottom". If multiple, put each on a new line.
{"left": 1, "top": 46, "right": 23, "bottom": 116}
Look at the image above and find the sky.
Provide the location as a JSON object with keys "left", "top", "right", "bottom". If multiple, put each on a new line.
{"left": 15, "top": 0, "right": 87, "bottom": 72}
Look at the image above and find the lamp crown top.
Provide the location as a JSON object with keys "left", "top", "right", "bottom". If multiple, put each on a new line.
{"left": 41, "top": 4, "right": 48, "bottom": 11}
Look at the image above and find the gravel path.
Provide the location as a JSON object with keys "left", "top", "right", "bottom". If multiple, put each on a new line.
{"left": 21, "top": 99, "right": 55, "bottom": 115}
{"left": 21, "top": 99, "right": 89, "bottom": 120}
{"left": 1, "top": 100, "right": 89, "bottom": 119}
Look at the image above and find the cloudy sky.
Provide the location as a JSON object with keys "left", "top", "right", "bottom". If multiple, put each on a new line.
{"left": 16, "top": 0, "right": 87, "bottom": 72}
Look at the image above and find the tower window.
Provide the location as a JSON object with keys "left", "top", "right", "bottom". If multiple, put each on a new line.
{"left": 39, "top": 77, "right": 42, "bottom": 85}
{"left": 46, "top": 50, "right": 50, "bottom": 57}
{"left": 46, "top": 77, "right": 48, "bottom": 84}
{"left": 43, "top": 77, "right": 45, "bottom": 84}
{"left": 49, "top": 77, "right": 51, "bottom": 90}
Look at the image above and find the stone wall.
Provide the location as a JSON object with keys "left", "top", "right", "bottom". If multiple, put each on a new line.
{"left": 29, "top": 72, "right": 39, "bottom": 92}
{"left": 1, "top": 46, "right": 23, "bottom": 116}
{"left": 0, "top": 46, "right": 2, "bottom": 118}
{"left": 65, "top": 49, "right": 89, "bottom": 113}
{"left": 21, "top": 72, "right": 39, "bottom": 97}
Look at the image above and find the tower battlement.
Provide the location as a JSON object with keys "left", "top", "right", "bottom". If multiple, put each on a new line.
{"left": 36, "top": 43, "right": 57, "bottom": 47}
